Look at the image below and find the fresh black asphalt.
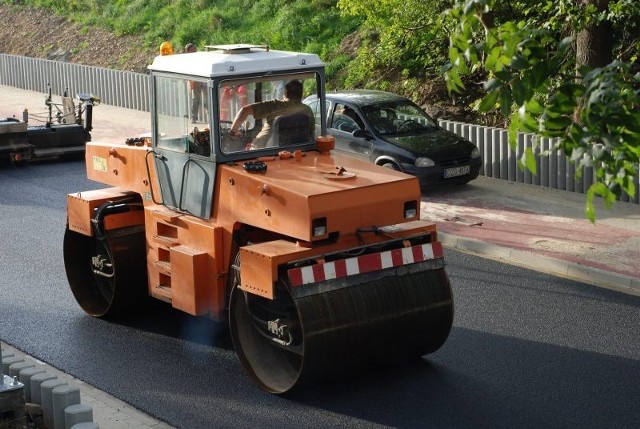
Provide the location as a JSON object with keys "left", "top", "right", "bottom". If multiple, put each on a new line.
{"left": 1, "top": 160, "right": 639, "bottom": 429}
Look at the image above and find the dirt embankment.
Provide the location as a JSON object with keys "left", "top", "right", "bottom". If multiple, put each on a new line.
{"left": 0, "top": 4, "right": 479, "bottom": 122}
{"left": 0, "top": 4, "right": 156, "bottom": 73}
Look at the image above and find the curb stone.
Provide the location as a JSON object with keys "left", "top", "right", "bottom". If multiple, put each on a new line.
{"left": 439, "top": 232, "right": 640, "bottom": 297}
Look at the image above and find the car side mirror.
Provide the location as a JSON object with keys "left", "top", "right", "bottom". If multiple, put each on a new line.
{"left": 353, "top": 129, "right": 373, "bottom": 140}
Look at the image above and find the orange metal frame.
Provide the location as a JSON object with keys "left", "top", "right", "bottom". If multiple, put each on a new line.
{"left": 68, "top": 140, "right": 437, "bottom": 320}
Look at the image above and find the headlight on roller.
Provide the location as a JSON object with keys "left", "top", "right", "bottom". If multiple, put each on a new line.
{"left": 312, "top": 217, "right": 327, "bottom": 237}
{"left": 404, "top": 200, "right": 418, "bottom": 219}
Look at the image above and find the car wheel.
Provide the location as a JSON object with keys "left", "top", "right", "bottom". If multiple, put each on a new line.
{"left": 381, "top": 162, "right": 399, "bottom": 171}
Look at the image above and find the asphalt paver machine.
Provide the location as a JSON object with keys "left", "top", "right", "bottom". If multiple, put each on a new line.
{"left": 0, "top": 85, "right": 98, "bottom": 162}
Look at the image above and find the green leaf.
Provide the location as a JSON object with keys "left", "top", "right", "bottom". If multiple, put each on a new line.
{"left": 508, "top": 112, "right": 520, "bottom": 149}
{"left": 585, "top": 182, "right": 611, "bottom": 223}
{"left": 625, "top": 143, "right": 640, "bottom": 159}
{"left": 585, "top": 186, "right": 597, "bottom": 223}
{"left": 525, "top": 98, "right": 544, "bottom": 115}
{"left": 500, "top": 88, "right": 513, "bottom": 116}
{"left": 483, "top": 78, "right": 502, "bottom": 92}
{"left": 445, "top": 66, "right": 465, "bottom": 94}
{"left": 622, "top": 120, "right": 640, "bottom": 134}
{"left": 486, "top": 47, "right": 502, "bottom": 70}
{"left": 558, "top": 83, "right": 586, "bottom": 98}
{"left": 477, "top": 90, "right": 500, "bottom": 112}
{"left": 541, "top": 115, "right": 572, "bottom": 131}
{"left": 524, "top": 147, "right": 537, "bottom": 174}
{"left": 623, "top": 180, "right": 637, "bottom": 200}
{"left": 518, "top": 105, "right": 539, "bottom": 133}
{"left": 512, "top": 79, "right": 527, "bottom": 105}
{"left": 463, "top": 0, "right": 485, "bottom": 16}
{"left": 558, "top": 36, "right": 574, "bottom": 51}
{"left": 570, "top": 147, "right": 585, "bottom": 161}
{"left": 510, "top": 55, "right": 529, "bottom": 70}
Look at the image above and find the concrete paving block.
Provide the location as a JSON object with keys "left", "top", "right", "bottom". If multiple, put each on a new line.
{"left": 41, "top": 378, "right": 68, "bottom": 429}
{"left": 65, "top": 403, "right": 93, "bottom": 429}
{"left": 9, "top": 360, "right": 35, "bottom": 378}
{"left": 2, "top": 355, "right": 24, "bottom": 374}
{"left": 30, "top": 371, "right": 57, "bottom": 404}
{"left": 53, "top": 385, "right": 81, "bottom": 429}
{"left": 19, "top": 366, "right": 46, "bottom": 402}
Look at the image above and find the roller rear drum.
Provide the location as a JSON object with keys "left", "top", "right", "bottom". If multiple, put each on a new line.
{"left": 229, "top": 262, "right": 453, "bottom": 394}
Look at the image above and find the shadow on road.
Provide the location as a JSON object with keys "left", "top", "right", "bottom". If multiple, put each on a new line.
{"left": 287, "top": 326, "right": 640, "bottom": 429}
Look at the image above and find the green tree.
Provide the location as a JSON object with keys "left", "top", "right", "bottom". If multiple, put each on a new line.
{"left": 445, "top": 0, "right": 640, "bottom": 221}
{"left": 337, "top": 0, "right": 451, "bottom": 94}
{"left": 6, "top": 0, "right": 360, "bottom": 81}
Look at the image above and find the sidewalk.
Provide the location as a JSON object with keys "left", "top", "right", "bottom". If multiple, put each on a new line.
{"left": 420, "top": 175, "right": 640, "bottom": 296}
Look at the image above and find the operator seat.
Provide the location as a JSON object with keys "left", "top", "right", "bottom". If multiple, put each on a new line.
{"left": 271, "top": 111, "right": 312, "bottom": 146}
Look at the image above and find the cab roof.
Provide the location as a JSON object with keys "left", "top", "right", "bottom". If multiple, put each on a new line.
{"left": 148, "top": 44, "right": 325, "bottom": 78}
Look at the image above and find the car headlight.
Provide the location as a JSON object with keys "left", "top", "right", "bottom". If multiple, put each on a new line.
{"left": 471, "top": 147, "right": 480, "bottom": 159}
{"left": 415, "top": 157, "right": 435, "bottom": 168}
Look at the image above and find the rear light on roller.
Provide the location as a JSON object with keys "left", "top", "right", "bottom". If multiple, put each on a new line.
{"left": 404, "top": 200, "right": 418, "bottom": 219}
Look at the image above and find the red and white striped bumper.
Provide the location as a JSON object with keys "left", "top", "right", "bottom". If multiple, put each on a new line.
{"left": 287, "top": 242, "right": 444, "bottom": 288}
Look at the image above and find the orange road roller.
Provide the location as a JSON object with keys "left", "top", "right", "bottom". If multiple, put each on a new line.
{"left": 63, "top": 43, "right": 453, "bottom": 393}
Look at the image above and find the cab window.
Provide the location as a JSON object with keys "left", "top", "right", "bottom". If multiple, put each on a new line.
{"left": 219, "top": 74, "right": 319, "bottom": 155}
{"left": 154, "top": 75, "right": 211, "bottom": 157}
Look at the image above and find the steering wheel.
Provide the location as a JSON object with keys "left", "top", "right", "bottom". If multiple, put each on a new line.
{"left": 220, "top": 120, "right": 233, "bottom": 134}
{"left": 220, "top": 120, "right": 250, "bottom": 152}
{"left": 398, "top": 119, "right": 422, "bottom": 132}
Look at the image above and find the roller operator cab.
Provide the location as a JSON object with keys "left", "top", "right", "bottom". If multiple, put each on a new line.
{"left": 63, "top": 44, "right": 454, "bottom": 394}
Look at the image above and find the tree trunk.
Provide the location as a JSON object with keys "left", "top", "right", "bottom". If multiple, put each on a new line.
{"left": 576, "top": 0, "right": 613, "bottom": 70}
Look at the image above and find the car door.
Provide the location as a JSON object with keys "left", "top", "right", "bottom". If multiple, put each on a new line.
{"left": 328, "top": 102, "right": 371, "bottom": 161}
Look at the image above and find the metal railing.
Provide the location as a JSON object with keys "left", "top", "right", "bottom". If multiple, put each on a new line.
{"left": 1, "top": 53, "right": 638, "bottom": 204}
{"left": 1, "top": 53, "right": 150, "bottom": 111}
{"left": 438, "top": 120, "right": 639, "bottom": 204}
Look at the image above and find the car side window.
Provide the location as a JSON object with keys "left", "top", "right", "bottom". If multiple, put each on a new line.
{"left": 331, "top": 103, "right": 364, "bottom": 133}
{"left": 306, "top": 99, "right": 320, "bottom": 123}
{"left": 306, "top": 98, "right": 331, "bottom": 128}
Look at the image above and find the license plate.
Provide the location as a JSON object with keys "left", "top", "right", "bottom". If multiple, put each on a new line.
{"left": 443, "top": 165, "right": 470, "bottom": 178}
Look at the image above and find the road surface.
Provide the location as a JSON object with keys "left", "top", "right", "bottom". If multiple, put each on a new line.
{"left": 1, "top": 160, "right": 639, "bottom": 429}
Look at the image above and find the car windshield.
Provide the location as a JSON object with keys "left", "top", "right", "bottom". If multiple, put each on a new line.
{"left": 361, "top": 100, "right": 438, "bottom": 136}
